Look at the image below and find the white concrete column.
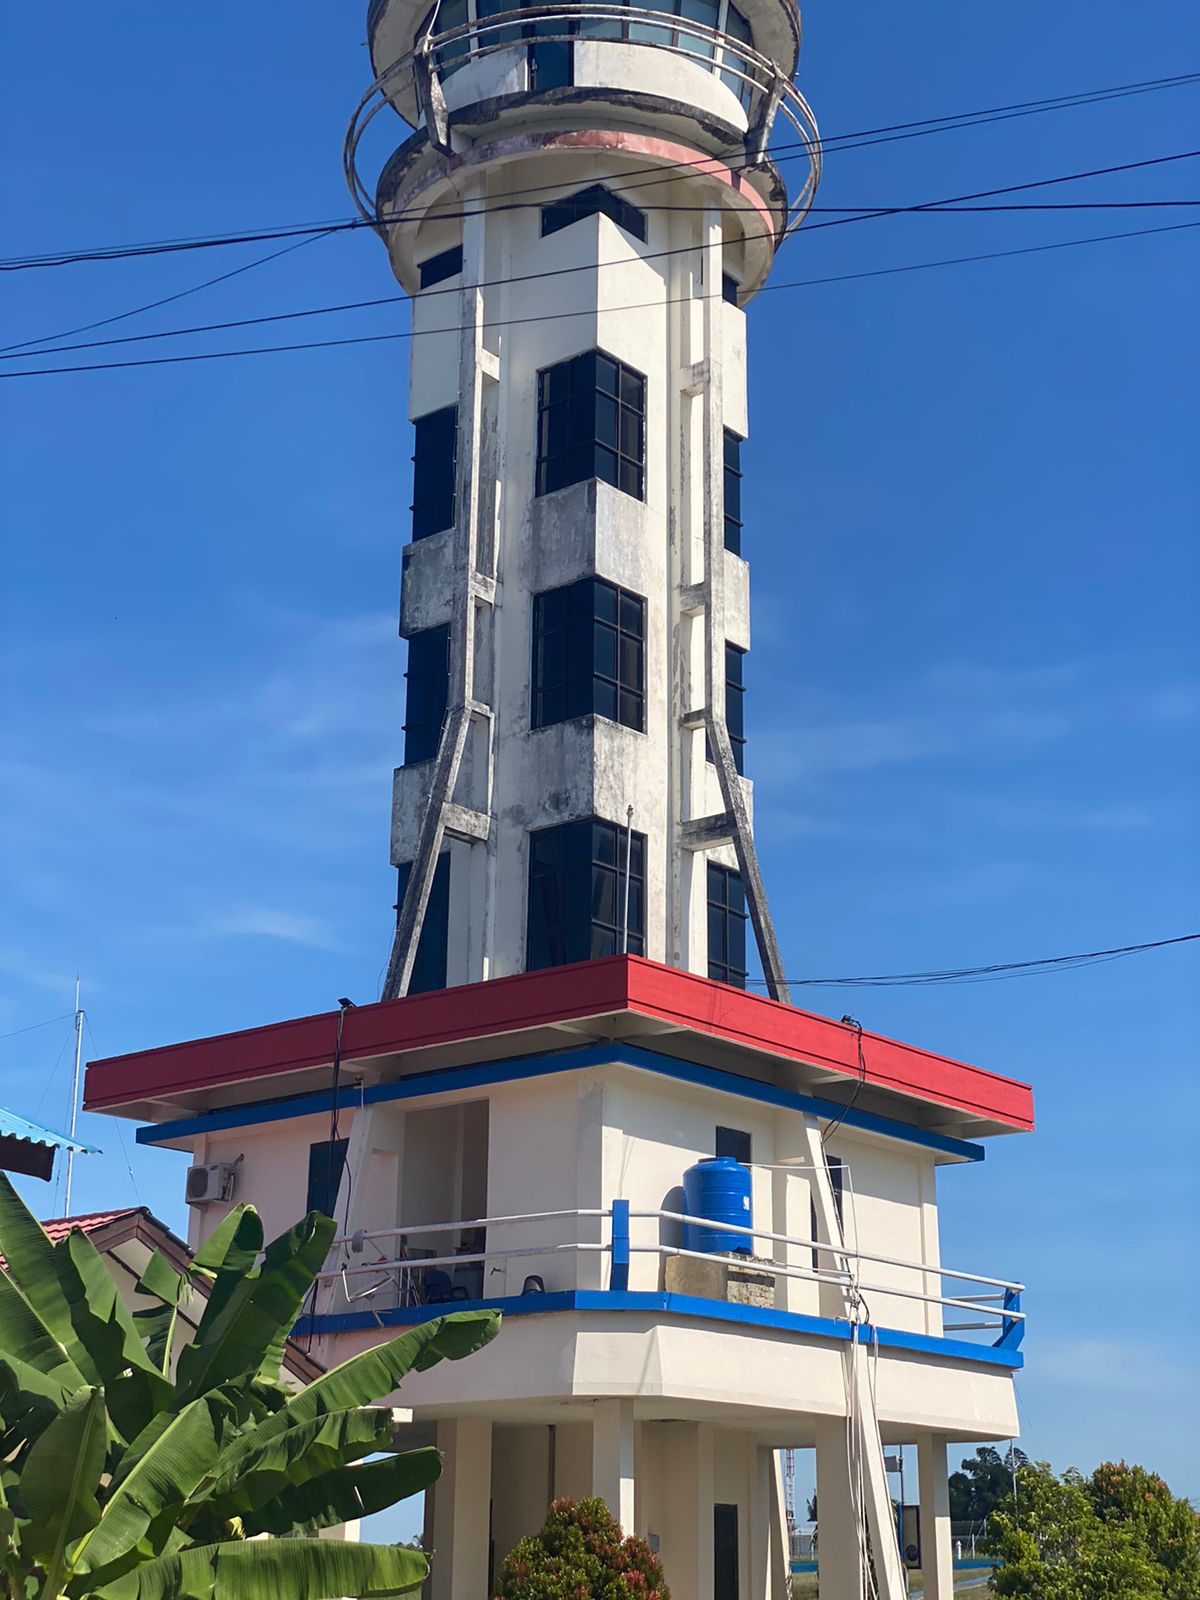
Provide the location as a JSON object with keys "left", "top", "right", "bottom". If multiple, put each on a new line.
{"left": 591, "top": 1399, "right": 635, "bottom": 1533}
{"left": 814, "top": 1416, "right": 865, "bottom": 1600}
{"left": 657, "top": 1422, "right": 714, "bottom": 1600}
{"left": 916, "top": 1434, "right": 953, "bottom": 1600}
{"left": 430, "top": 1418, "right": 492, "bottom": 1600}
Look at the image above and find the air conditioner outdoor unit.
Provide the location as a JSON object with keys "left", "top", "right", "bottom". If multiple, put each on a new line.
{"left": 185, "top": 1159, "right": 240, "bottom": 1207}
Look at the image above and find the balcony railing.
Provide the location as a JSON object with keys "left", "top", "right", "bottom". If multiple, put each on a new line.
{"left": 316, "top": 1203, "right": 1025, "bottom": 1352}
{"left": 345, "top": 4, "right": 821, "bottom": 239}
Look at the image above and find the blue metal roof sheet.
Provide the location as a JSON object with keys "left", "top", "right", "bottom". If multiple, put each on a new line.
{"left": 0, "top": 1108, "right": 99, "bottom": 1155}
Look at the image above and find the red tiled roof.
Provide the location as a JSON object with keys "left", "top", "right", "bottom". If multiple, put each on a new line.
{"left": 39, "top": 1207, "right": 144, "bottom": 1242}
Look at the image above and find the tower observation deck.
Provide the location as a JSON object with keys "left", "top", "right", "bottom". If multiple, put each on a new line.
{"left": 345, "top": 0, "right": 820, "bottom": 1001}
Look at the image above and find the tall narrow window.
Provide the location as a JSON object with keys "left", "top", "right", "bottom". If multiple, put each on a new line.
{"left": 541, "top": 184, "right": 647, "bottom": 243}
{"left": 723, "top": 430, "right": 743, "bottom": 555}
{"left": 404, "top": 626, "right": 450, "bottom": 765}
{"left": 720, "top": 2, "right": 755, "bottom": 110}
{"left": 527, "top": 818, "right": 645, "bottom": 971}
{"left": 536, "top": 350, "right": 646, "bottom": 501}
{"left": 532, "top": 577, "right": 645, "bottom": 732}
{"left": 714, "top": 1503, "right": 740, "bottom": 1600}
{"left": 707, "top": 863, "right": 748, "bottom": 988}
{"left": 812, "top": 1157, "right": 846, "bottom": 1271}
{"left": 411, "top": 405, "right": 457, "bottom": 540}
{"left": 722, "top": 272, "right": 740, "bottom": 307}
{"left": 725, "top": 643, "right": 746, "bottom": 774}
{"left": 394, "top": 853, "right": 451, "bottom": 995}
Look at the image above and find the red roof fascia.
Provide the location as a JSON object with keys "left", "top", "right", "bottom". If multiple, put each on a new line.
{"left": 83, "top": 956, "right": 1033, "bottom": 1131}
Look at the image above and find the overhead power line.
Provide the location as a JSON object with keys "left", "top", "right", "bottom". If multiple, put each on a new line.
{"left": 747, "top": 933, "right": 1199, "bottom": 989}
{"left": 3, "top": 217, "right": 1195, "bottom": 379}
{"left": 6, "top": 152, "right": 1197, "bottom": 366}
{"left": 2, "top": 70, "right": 1196, "bottom": 272}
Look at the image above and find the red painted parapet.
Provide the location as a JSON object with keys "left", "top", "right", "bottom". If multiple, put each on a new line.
{"left": 83, "top": 955, "right": 1033, "bottom": 1132}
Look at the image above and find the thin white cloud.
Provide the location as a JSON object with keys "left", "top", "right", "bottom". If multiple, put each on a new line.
{"left": 198, "top": 907, "right": 340, "bottom": 950}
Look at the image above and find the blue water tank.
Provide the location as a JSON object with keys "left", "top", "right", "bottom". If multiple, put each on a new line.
{"left": 682, "top": 1157, "right": 752, "bottom": 1255}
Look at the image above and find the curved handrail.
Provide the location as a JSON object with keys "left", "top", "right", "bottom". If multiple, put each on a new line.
{"left": 344, "top": 3, "right": 821, "bottom": 242}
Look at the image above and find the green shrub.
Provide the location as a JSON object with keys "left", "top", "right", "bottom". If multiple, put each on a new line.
{"left": 492, "top": 1496, "right": 670, "bottom": 1599}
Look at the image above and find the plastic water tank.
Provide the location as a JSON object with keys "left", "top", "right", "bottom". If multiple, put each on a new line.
{"left": 682, "top": 1157, "right": 752, "bottom": 1254}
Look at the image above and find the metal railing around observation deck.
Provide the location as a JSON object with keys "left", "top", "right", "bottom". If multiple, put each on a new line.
{"left": 314, "top": 1203, "right": 1025, "bottom": 1353}
{"left": 345, "top": 4, "right": 821, "bottom": 239}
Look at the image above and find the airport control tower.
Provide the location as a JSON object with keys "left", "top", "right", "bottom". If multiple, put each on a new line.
{"left": 344, "top": 0, "right": 820, "bottom": 1001}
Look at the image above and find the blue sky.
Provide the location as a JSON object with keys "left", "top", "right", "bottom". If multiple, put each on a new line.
{"left": 2, "top": 0, "right": 1197, "bottom": 1510}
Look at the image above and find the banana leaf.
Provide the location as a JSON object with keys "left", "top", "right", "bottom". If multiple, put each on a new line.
{"left": 0, "top": 1262, "right": 89, "bottom": 1396}
{"left": 132, "top": 1251, "right": 188, "bottom": 1376}
{"left": 202, "top": 1406, "right": 400, "bottom": 1517}
{"left": 55, "top": 1233, "right": 173, "bottom": 1399}
{"left": 240, "top": 1445, "right": 442, "bottom": 1538}
{"left": 190, "top": 1209, "right": 263, "bottom": 1337}
{"left": 0, "top": 1174, "right": 86, "bottom": 1360}
{"left": 17, "top": 1385, "right": 105, "bottom": 1565}
{"left": 68, "top": 1393, "right": 235, "bottom": 1579}
{"left": 90, "top": 1534, "right": 428, "bottom": 1600}
{"left": 241, "top": 1311, "right": 499, "bottom": 1450}
{"left": 175, "top": 1214, "right": 334, "bottom": 1402}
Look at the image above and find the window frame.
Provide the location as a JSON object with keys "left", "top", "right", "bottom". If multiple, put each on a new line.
{"left": 536, "top": 349, "right": 646, "bottom": 503}
{"left": 418, "top": 244, "right": 464, "bottom": 288}
{"left": 394, "top": 853, "right": 452, "bottom": 994}
{"left": 531, "top": 576, "right": 646, "bottom": 733}
{"left": 706, "top": 861, "right": 749, "bottom": 988}
{"left": 812, "top": 1157, "right": 846, "bottom": 1271}
{"left": 526, "top": 817, "right": 646, "bottom": 972}
{"left": 541, "top": 183, "right": 648, "bottom": 243}
{"left": 411, "top": 404, "right": 458, "bottom": 541}
{"left": 403, "top": 625, "right": 451, "bottom": 766}
{"left": 723, "top": 429, "right": 743, "bottom": 555}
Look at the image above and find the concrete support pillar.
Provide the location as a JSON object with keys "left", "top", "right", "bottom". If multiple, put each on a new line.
{"left": 657, "top": 1422, "right": 714, "bottom": 1600}
{"left": 592, "top": 1399, "right": 635, "bottom": 1533}
{"left": 429, "top": 1418, "right": 492, "bottom": 1600}
{"left": 916, "top": 1434, "right": 954, "bottom": 1600}
{"left": 814, "top": 1417, "right": 865, "bottom": 1600}
{"left": 750, "top": 1447, "right": 787, "bottom": 1599}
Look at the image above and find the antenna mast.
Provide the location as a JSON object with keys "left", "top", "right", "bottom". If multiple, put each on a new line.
{"left": 63, "top": 978, "right": 83, "bottom": 1216}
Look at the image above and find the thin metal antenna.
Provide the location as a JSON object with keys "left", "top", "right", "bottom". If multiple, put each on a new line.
{"left": 63, "top": 978, "right": 83, "bottom": 1217}
{"left": 622, "top": 805, "right": 634, "bottom": 953}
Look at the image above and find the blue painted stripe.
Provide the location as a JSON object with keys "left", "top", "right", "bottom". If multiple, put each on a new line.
{"left": 137, "top": 1042, "right": 984, "bottom": 1161}
{"left": 295, "top": 1288, "right": 1022, "bottom": 1368}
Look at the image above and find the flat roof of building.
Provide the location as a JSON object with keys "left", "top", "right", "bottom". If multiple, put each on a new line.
{"left": 84, "top": 956, "right": 1033, "bottom": 1141}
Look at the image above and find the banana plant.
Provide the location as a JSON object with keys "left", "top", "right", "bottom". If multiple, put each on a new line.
{"left": 0, "top": 1173, "right": 500, "bottom": 1600}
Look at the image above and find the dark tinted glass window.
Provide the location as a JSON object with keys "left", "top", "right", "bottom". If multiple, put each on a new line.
{"left": 725, "top": 643, "right": 746, "bottom": 774}
{"left": 527, "top": 818, "right": 645, "bottom": 972}
{"left": 812, "top": 1157, "right": 846, "bottom": 1271}
{"left": 723, "top": 430, "right": 743, "bottom": 555}
{"left": 418, "top": 245, "right": 463, "bottom": 288}
{"left": 536, "top": 350, "right": 646, "bottom": 502}
{"left": 532, "top": 577, "right": 645, "bottom": 732}
{"left": 394, "top": 853, "right": 451, "bottom": 994}
{"left": 707, "top": 862, "right": 748, "bottom": 988}
{"left": 722, "top": 272, "right": 740, "bottom": 307}
{"left": 714, "top": 1503, "right": 740, "bottom": 1600}
{"left": 720, "top": 3, "right": 754, "bottom": 110}
{"left": 411, "top": 406, "right": 457, "bottom": 540}
{"left": 307, "top": 1138, "right": 349, "bottom": 1220}
{"left": 542, "top": 184, "right": 648, "bottom": 243}
{"left": 404, "top": 626, "right": 450, "bottom": 765}
{"left": 715, "top": 1125, "right": 751, "bottom": 1164}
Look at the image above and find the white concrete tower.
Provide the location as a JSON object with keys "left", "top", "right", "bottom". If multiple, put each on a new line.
{"left": 346, "top": 1, "right": 820, "bottom": 1000}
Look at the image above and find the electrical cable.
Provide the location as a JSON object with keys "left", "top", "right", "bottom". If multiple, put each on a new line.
{"left": 3, "top": 69, "right": 1195, "bottom": 270}
{"left": 0, "top": 228, "right": 336, "bottom": 356}
{"left": 0, "top": 1012, "right": 74, "bottom": 1043}
{"left": 3, "top": 216, "right": 1196, "bottom": 378}
{"left": 747, "top": 932, "right": 1200, "bottom": 989}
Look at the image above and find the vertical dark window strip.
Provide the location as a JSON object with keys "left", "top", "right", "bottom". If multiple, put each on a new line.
{"left": 418, "top": 244, "right": 463, "bottom": 288}
{"left": 722, "top": 272, "right": 740, "bottom": 307}
{"left": 403, "top": 626, "right": 450, "bottom": 765}
{"left": 725, "top": 643, "right": 746, "bottom": 774}
{"left": 527, "top": 817, "right": 645, "bottom": 971}
{"left": 723, "top": 430, "right": 743, "bottom": 555}
{"left": 536, "top": 350, "right": 646, "bottom": 502}
{"left": 812, "top": 1157, "right": 846, "bottom": 1271}
{"left": 707, "top": 862, "right": 748, "bottom": 988}
{"left": 411, "top": 405, "right": 458, "bottom": 540}
{"left": 306, "top": 1138, "right": 349, "bottom": 1219}
{"left": 394, "top": 854, "right": 451, "bottom": 995}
